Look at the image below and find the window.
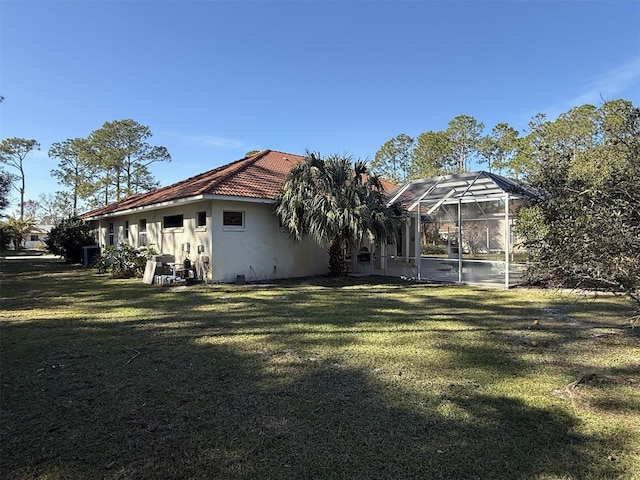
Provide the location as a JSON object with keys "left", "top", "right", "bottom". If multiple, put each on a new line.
{"left": 108, "top": 222, "right": 115, "bottom": 245}
{"left": 30, "top": 234, "right": 39, "bottom": 241}
{"left": 223, "top": 211, "right": 244, "bottom": 229}
{"left": 139, "top": 219, "right": 147, "bottom": 246}
{"left": 163, "top": 214, "right": 184, "bottom": 229}
{"left": 124, "top": 221, "right": 129, "bottom": 243}
{"left": 197, "top": 211, "right": 207, "bottom": 228}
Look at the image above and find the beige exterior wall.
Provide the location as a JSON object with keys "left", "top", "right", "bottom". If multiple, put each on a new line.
{"left": 210, "top": 200, "right": 327, "bottom": 283}
{"left": 88, "top": 198, "right": 329, "bottom": 283}
{"left": 25, "top": 233, "right": 48, "bottom": 250}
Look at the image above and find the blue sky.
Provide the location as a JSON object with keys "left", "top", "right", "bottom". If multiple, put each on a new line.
{"left": 1, "top": 0, "right": 639, "bottom": 206}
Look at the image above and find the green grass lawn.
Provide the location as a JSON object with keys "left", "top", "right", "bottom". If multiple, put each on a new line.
{"left": 1, "top": 256, "right": 638, "bottom": 480}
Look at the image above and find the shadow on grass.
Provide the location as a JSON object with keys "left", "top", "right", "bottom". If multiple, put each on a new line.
{"left": 1, "top": 257, "right": 635, "bottom": 479}
{"left": 1, "top": 314, "right": 628, "bottom": 480}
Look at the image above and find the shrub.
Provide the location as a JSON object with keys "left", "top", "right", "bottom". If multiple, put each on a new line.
{"left": 0, "top": 226, "right": 11, "bottom": 251}
{"left": 94, "top": 243, "right": 157, "bottom": 279}
{"left": 422, "top": 244, "right": 447, "bottom": 255}
{"left": 45, "top": 217, "right": 95, "bottom": 263}
{"left": 520, "top": 101, "right": 640, "bottom": 310}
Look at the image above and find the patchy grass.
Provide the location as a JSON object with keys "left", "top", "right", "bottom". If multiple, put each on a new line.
{"left": 1, "top": 257, "right": 639, "bottom": 480}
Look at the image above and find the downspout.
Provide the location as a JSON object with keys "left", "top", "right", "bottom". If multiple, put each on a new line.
{"left": 382, "top": 241, "right": 387, "bottom": 276}
{"left": 405, "top": 221, "right": 411, "bottom": 263}
{"left": 504, "top": 192, "right": 510, "bottom": 288}
{"left": 210, "top": 199, "right": 215, "bottom": 281}
{"left": 457, "top": 198, "right": 463, "bottom": 283}
{"left": 416, "top": 202, "right": 422, "bottom": 280}
{"left": 156, "top": 212, "right": 163, "bottom": 254}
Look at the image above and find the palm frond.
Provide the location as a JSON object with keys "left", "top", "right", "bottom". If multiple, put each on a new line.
{"left": 274, "top": 152, "right": 408, "bottom": 275}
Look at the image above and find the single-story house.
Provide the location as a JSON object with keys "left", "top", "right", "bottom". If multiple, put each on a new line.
{"left": 81, "top": 150, "right": 345, "bottom": 283}
{"left": 81, "top": 151, "right": 536, "bottom": 287}
{"left": 24, "top": 225, "right": 53, "bottom": 250}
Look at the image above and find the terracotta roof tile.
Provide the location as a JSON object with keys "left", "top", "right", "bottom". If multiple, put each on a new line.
{"left": 81, "top": 150, "right": 305, "bottom": 218}
{"left": 81, "top": 149, "right": 398, "bottom": 219}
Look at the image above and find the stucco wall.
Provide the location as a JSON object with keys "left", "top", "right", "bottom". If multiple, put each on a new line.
{"left": 24, "top": 233, "right": 48, "bottom": 250}
{"left": 88, "top": 198, "right": 329, "bottom": 283}
{"left": 91, "top": 201, "right": 212, "bottom": 265}
{"left": 210, "top": 200, "right": 328, "bottom": 283}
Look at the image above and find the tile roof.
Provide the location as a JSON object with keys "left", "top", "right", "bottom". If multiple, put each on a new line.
{"left": 81, "top": 150, "right": 306, "bottom": 218}
{"left": 81, "top": 149, "right": 400, "bottom": 219}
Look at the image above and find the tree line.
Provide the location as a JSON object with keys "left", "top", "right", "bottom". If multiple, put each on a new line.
{"left": 0, "top": 119, "right": 170, "bottom": 225}
{"left": 515, "top": 99, "right": 639, "bottom": 306}
{"left": 0, "top": 118, "right": 169, "bottom": 249}
{"left": 1, "top": 99, "right": 633, "bottom": 222}
{"left": 372, "top": 114, "right": 522, "bottom": 183}
{"left": 369, "top": 102, "right": 626, "bottom": 183}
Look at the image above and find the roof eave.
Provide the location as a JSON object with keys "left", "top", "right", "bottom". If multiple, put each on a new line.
{"left": 82, "top": 193, "right": 277, "bottom": 220}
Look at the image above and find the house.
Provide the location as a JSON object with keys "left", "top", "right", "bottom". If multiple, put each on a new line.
{"left": 80, "top": 150, "right": 331, "bottom": 283}
{"left": 25, "top": 225, "right": 53, "bottom": 250}
{"left": 80, "top": 151, "right": 535, "bottom": 287}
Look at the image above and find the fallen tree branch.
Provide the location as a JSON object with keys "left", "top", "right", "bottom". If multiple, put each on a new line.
{"left": 563, "top": 373, "right": 597, "bottom": 409}
{"left": 567, "top": 373, "right": 596, "bottom": 390}
{"left": 122, "top": 346, "right": 141, "bottom": 366}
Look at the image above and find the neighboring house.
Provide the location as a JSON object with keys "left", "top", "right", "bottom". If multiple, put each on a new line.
{"left": 80, "top": 150, "right": 331, "bottom": 283}
{"left": 25, "top": 225, "right": 53, "bottom": 250}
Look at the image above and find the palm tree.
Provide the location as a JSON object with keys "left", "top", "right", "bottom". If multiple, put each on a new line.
{"left": 2, "top": 216, "right": 36, "bottom": 250}
{"left": 275, "top": 152, "right": 406, "bottom": 276}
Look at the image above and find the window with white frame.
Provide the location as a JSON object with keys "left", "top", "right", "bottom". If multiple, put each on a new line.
{"left": 139, "top": 219, "right": 147, "bottom": 246}
{"left": 223, "top": 211, "right": 244, "bottom": 230}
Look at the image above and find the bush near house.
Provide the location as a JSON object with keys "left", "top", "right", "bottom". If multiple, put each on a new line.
{"left": 0, "top": 216, "right": 36, "bottom": 251}
{"left": 45, "top": 217, "right": 95, "bottom": 263}
{"left": 93, "top": 243, "right": 157, "bottom": 278}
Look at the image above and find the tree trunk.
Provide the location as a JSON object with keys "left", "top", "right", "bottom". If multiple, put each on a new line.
{"left": 328, "top": 237, "right": 345, "bottom": 276}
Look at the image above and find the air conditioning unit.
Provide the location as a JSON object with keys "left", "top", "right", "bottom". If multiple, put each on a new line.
{"left": 82, "top": 245, "right": 101, "bottom": 267}
{"left": 152, "top": 254, "right": 175, "bottom": 263}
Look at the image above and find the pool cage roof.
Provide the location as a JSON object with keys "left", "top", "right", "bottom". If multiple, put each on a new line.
{"left": 386, "top": 171, "right": 539, "bottom": 211}
{"left": 384, "top": 171, "right": 540, "bottom": 287}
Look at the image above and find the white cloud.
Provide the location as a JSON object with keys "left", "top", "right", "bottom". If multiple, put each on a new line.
{"left": 535, "top": 57, "right": 640, "bottom": 123}
{"left": 158, "top": 131, "right": 245, "bottom": 150}
{"left": 568, "top": 57, "right": 640, "bottom": 107}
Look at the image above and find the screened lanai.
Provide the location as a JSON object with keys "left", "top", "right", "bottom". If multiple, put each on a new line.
{"left": 386, "top": 171, "right": 539, "bottom": 287}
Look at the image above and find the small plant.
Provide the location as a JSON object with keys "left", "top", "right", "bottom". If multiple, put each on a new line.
{"left": 94, "top": 243, "right": 157, "bottom": 278}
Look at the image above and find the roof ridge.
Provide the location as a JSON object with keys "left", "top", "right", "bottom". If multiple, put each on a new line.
{"left": 196, "top": 149, "right": 272, "bottom": 195}
{"left": 146, "top": 149, "right": 270, "bottom": 196}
